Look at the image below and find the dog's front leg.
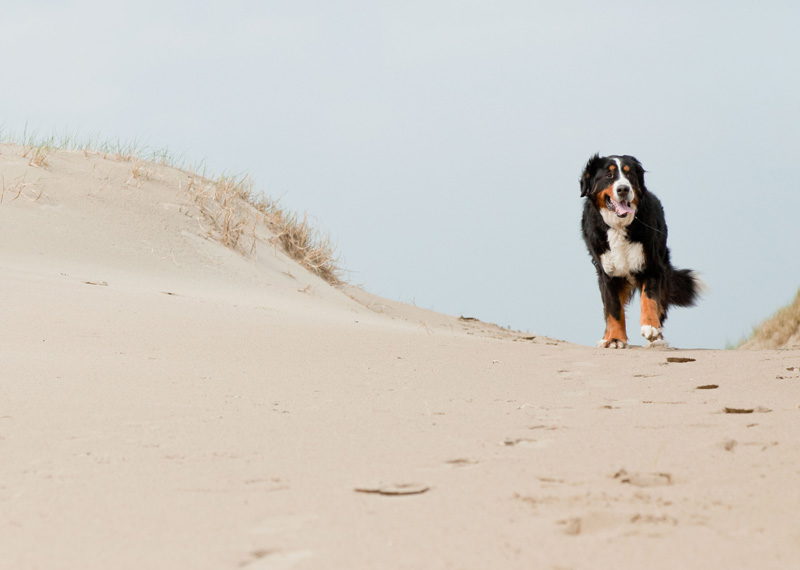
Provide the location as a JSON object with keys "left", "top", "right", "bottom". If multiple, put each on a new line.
{"left": 640, "top": 283, "right": 667, "bottom": 346}
{"left": 598, "top": 278, "right": 633, "bottom": 349}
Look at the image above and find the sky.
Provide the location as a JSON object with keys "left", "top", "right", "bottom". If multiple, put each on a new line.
{"left": 2, "top": 1, "right": 798, "bottom": 348}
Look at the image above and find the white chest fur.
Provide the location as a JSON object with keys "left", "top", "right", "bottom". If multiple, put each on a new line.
{"left": 600, "top": 228, "right": 645, "bottom": 278}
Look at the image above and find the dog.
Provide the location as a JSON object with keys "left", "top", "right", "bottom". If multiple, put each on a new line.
{"left": 580, "top": 154, "right": 700, "bottom": 348}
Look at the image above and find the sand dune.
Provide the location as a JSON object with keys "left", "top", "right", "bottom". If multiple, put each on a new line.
{"left": 1, "top": 144, "right": 799, "bottom": 569}
{"left": 740, "top": 289, "right": 800, "bottom": 350}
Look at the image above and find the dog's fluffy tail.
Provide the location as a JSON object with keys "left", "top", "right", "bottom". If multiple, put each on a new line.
{"left": 668, "top": 268, "right": 704, "bottom": 307}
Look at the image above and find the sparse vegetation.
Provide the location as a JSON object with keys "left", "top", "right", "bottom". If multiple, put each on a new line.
{"left": 1, "top": 132, "right": 342, "bottom": 284}
{"left": 739, "top": 289, "right": 800, "bottom": 349}
{"left": 257, "top": 201, "right": 341, "bottom": 284}
{"left": 2, "top": 128, "right": 186, "bottom": 169}
{"left": 127, "top": 162, "right": 154, "bottom": 185}
{"left": 188, "top": 175, "right": 341, "bottom": 285}
{"left": 22, "top": 144, "right": 50, "bottom": 168}
{"left": 185, "top": 171, "right": 341, "bottom": 282}
{"left": 186, "top": 174, "right": 258, "bottom": 254}
{"left": 181, "top": 172, "right": 340, "bottom": 283}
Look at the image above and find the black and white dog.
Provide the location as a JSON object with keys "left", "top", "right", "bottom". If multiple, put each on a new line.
{"left": 580, "top": 154, "right": 701, "bottom": 348}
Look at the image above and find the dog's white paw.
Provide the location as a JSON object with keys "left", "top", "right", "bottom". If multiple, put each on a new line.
{"left": 597, "top": 339, "right": 627, "bottom": 349}
{"left": 641, "top": 325, "right": 663, "bottom": 342}
{"left": 641, "top": 325, "right": 668, "bottom": 348}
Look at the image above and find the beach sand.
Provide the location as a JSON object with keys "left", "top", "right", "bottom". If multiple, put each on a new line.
{"left": 1, "top": 144, "right": 799, "bottom": 569}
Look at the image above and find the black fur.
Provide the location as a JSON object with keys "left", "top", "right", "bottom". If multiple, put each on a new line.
{"left": 580, "top": 153, "right": 700, "bottom": 345}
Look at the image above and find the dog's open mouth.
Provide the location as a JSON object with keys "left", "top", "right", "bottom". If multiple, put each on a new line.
{"left": 606, "top": 196, "right": 635, "bottom": 217}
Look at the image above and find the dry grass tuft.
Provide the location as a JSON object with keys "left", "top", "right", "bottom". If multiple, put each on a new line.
{"left": 186, "top": 174, "right": 258, "bottom": 254}
{"left": 184, "top": 172, "right": 341, "bottom": 283}
{"left": 23, "top": 144, "right": 50, "bottom": 168}
{"left": 258, "top": 201, "right": 341, "bottom": 284}
{"left": 739, "top": 288, "right": 800, "bottom": 349}
{"left": 127, "top": 162, "right": 154, "bottom": 186}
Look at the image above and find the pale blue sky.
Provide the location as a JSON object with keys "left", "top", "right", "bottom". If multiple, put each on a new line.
{"left": 2, "top": 1, "right": 798, "bottom": 348}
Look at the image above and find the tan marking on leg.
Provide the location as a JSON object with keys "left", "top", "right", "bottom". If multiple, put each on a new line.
{"left": 600, "top": 283, "right": 633, "bottom": 348}
{"left": 640, "top": 287, "right": 661, "bottom": 329}
{"left": 640, "top": 285, "right": 667, "bottom": 345}
{"left": 602, "top": 314, "right": 627, "bottom": 345}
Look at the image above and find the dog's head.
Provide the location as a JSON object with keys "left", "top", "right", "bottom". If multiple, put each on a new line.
{"left": 580, "top": 154, "right": 646, "bottom": 227}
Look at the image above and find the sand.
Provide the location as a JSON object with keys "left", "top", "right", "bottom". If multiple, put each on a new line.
{"left": 1, "top": 144, "right": 799, "bottom": 569}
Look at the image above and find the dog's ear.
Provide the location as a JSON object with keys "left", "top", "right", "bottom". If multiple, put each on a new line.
{"left": 580, "top": 153, "right": 602, "bottom": 197}
{"left": 624, "top": 155, "right": 647, "bottom": 193}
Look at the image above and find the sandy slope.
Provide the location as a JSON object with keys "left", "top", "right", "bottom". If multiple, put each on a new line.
{"left": 740, "top": 289, "right": 800, "bottom": 350}
{"left": 1, "top": 145, "right": 799, "bottom": 570}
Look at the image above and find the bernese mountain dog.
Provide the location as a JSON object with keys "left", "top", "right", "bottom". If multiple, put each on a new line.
{"left": 580, "top": 154, "right": 701, "bottom": 348}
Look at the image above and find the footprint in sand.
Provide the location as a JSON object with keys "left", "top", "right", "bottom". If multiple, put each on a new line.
{"left": 445, "top": 458, "right": 479, "bottom": 467}
{"left": 722, "top": 406, "right": 772, "bottom": 414}
{"left": 558, "top": 511, "right": 678, "bottom": 536}
{"left": 502, "top": 437, "right": 552, "bottom": 449}
{"left": 354, "top": 482, "right": 430, "bottom": 496}
{"left": 240, "top": 550, "right": 313, "bottom": 569}
{"left": 721, "top": 439, "right": 778, "bottom": 452}
{"left": 557, "top": 512, "right": 629, "bottom": 536}
{"left": 244, "top": 515, "right": 316, "bottom": 568}
{"left": 613, "top": 469, "right": 673, "bottom": 487}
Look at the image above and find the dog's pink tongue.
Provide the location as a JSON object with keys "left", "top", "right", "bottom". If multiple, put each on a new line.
{"left": 612, "top": 199, "right": 634, "bottom": 215}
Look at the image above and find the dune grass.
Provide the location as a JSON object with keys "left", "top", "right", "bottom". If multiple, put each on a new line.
{"left": 183, "top": 173, "right": 341, "bottom": 283}
{"left": 184, "top": 174, "right": 257, "bottom": 254}
{"left": 740, "top": 288, "right": 800, "bottom": 349}
{"left": 127, "top": 161, "right": 154, "bottom": 185}
{"left": 256, "top": 201, "right": 341, "bottom": 284}
{"left": 3, "top": 129, "right": 186, "bottom": 169}
{"left": 22, "top": 143, "right": 51, "bottom": 168}
{"left": 1, "top": 132, "right": 342, "bottom": 285}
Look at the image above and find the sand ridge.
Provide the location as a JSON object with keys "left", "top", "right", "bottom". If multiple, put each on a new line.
{"left": 1, "top": 145, "right": 799, "bottom": 569}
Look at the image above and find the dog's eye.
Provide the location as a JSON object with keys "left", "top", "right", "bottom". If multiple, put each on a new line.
{"left": 606, "top": 171, "right": 614, "bottom": 179}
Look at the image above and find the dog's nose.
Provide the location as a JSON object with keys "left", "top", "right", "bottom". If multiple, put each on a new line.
{"left": 616, "top": 185, "right": 631, "bottom": 197}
